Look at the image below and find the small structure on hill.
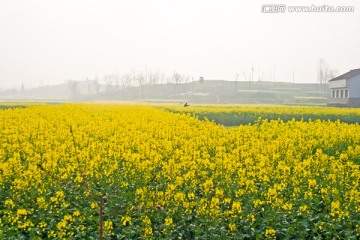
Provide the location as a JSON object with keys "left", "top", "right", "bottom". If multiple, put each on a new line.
{"left": 328, "top": 68, "right": 360, "bottom": 107}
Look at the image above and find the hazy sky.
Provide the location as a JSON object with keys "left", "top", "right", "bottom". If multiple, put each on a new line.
{"left": 0, "top": 0, "right": 359, "bottom": 89}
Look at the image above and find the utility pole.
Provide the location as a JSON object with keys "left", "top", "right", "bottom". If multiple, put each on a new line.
{"left": 293, "top": 72, "right": 295, "bottom": 84}
{"left": 235, "top": 73, "right": 239, "bottom": 92}
{"left": 251, "top": 67, "right": 254, "bottom": 93}
{"left": 273, "top": 66, "right": 276, "bottom": 82}
{"left": 251, "top": 66, "right": 254, "bottom": 82}
{"left": 145, "top": 65, "right": 148, "bottom": 84}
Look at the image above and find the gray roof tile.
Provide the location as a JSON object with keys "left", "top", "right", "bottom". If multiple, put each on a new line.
{"left": 329, "top": 68, "right": 360, "bottom": 81}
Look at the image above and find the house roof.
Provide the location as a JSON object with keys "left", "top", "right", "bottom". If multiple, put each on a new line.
{"left": 329, "top": 68, "right": 360, "bottom": 81}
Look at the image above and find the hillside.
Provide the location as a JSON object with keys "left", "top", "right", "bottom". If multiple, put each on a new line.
{"left": 0, "top": 80, "right": 329, "bottom": 104}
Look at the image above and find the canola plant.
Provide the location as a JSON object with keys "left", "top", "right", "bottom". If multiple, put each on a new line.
{"left": 0, "top": 104, "right": 359, "bottom": 239}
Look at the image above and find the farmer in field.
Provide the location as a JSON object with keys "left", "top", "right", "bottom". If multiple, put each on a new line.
{"left": 184, "top": 102, "right": 189, "bottom": 107}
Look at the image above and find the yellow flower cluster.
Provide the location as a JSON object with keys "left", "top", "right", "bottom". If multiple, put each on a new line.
{"left": 265, "top": 228, "right": 276, "bottom": 239}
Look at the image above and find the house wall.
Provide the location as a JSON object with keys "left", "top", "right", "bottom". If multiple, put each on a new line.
{"left": 328, "top": 97, "right": 348, "bottom": 104}
{"left": 347, "top": 75, "right": 360, "bottom": 98}
{"left": 329, "top": 79, "right": 346, "bottom": 89}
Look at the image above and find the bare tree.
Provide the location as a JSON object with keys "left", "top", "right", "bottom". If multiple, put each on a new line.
{"left": 103, "top": 75, "right": 114, "bottom": 91}
{"left": 317, "top": 59, "right": 327, "bottom": 86}
{"left": 135, "top": 71, "right": 147, "bottom": 97}
{"left": 171, "top": 72, "right": 183, "bottom": 84}
{"left": 107, "top": 74, "right": 118, "bottom": 88}
{"left": 148, "top": 70, "right": 161, "bottom": 85}
{"left": 159, "top": 72, "right": 166, "bottom": 84}
{"left": 171, "top": 71, "right": 187, "bottom": 95}
{"left": 184, "top": 75, "right": 190, "bottom": 93}
{"left": 327, "top": 68, "right": 338, "bottom": 80}
{"left": 86, "top": 77, "right": 91, "bottom": 95}
{"left": 68, "top": 80, "right": 78, "bottom": 99}
{"left": 317, "top": 59, "right": 338, "bottom": 96}
{"left": 122, "top": 73, "right": 133, "bottom": 88}
{"left": 94, "top": 76, "right": 101, "bottom": 94}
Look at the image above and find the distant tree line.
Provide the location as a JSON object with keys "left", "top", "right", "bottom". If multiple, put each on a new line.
{"left": 101, "top": 70, "right": 191, "bottom": 89}
{"left": 101, "top": 70, "right": 192, "bottom": 97}
{"left": 67, "top": 70, "right": 201, "bottom": 98}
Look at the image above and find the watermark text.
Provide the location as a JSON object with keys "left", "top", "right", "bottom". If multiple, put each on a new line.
{"left": 261, "top": 4, "right": 354, "bottom": 13}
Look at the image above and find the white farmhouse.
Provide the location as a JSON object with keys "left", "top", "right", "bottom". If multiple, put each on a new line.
{"left": 328, "top": 68, "right": 360, "bottom": 107}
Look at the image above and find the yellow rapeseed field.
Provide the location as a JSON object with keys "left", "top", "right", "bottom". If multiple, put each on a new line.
{"left": 164, "top": 104, "right": 360, "bottom": 125}
{"left": 0, "top": 104, "right": 359, "bottom": 239}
